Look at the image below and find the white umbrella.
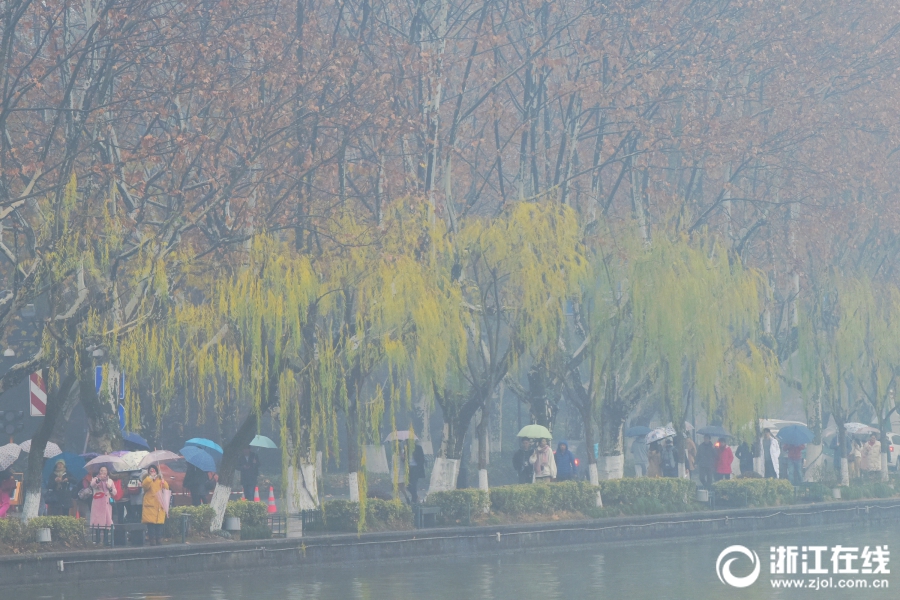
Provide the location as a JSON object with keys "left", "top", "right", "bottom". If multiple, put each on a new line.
{"left": 0, "top": 443, "right": 22, "bottom": 470}
{"left": 383, "top": 430, "right": 418, "bottom": 443}
{"left": 117, "top": 451, "right": 149, "bottom": 471}
{"left": 845, "top": 422, "right": 879, "bottom": 435}
{"left": 645, "top": 426, "right": 676, "bottom": 444}
{"left": 138, "top": 450, "right": 181, "bottom": 469}
{"left": 84, "top": 454, "right": 127, "bottom": 473}
{"left": 19, "top": 440, "right": 62, "bottom": 458}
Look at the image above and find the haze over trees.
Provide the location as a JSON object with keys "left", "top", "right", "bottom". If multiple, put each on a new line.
{"left": 3, "top": 0, "right": 900, "bottom": 520}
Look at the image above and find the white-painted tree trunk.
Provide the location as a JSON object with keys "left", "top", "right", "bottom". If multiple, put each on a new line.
{"left": 478, "top": 468, "right": 489, "bottom": 491}
{"left": 804, "top": 444, "right": 823, "bottom": 482}
{"left": 22, "top": 490, "right": 41, "bottom": 521}
{"left": 841, "top": 457, "right": 850, "bottom": 487}
{"left": 364, "top": 445, "right": 390, "bottom": 474}
{"left": 286, "top": 462, "right": 319, "bottom": 512}
{"left": 428, "top": 457, "right": 459, "bottom": 493}
{"left": 596, "top": 455, "right": 624, "bottom": 480}
{"left": 882, "top": 453, "right": 889, "bottom": 482}
{"left": 348, "top": 472, "right": 360, "bottom": 502}
{"left": 209, "top": 484, "right": 231, "bottom": 531}
{"left": 677, "top": 462, "right": 687, "bottom": 478}
{"left": 588, "top": 463, "right": 599, "bottom": 486}
{"left": 595, "top": 490, "right": 603, "bottom": 508}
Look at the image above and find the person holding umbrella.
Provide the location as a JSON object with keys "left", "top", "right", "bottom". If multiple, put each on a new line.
{"left": 512, "top": 438, "right": 534, "bottom": 484}
{"left": 239, "top": 446, "right": 260, "bottom": 500}
{"left": 529, "top": 438, "right": 557, "bottom": 482}
{"left": 141, "top": 465, "right": 169, "bottom": 545}
{"left": 408, "top": 441, "right": 426, "bottom": 503}
{"left": 0, "top": 470, "right": 15, "bottom": 518}
{"left": 89, "top": 466, "right": 115, "bottom": 531}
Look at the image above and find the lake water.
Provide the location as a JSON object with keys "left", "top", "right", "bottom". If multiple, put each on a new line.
{"left": 29, "top": 522, "right": 898, "bottom": 600}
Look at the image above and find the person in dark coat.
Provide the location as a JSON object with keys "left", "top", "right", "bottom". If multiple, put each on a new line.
{"left": 238, "top": 447, "right": 260, "bottom": 500}
{"left": 697, "top": 435, "right": 717, "bottom": 489}
{"left": 735, "top": 441, "right": 755, "bottom": 475}
{"left": 554, "top": 441, "right": 577, "bottom": 481}
{"left": 661, "top": 439, "right": 678, "bottom": 477}
{"left": 46, "top": 460, "right": 75, "bottom": 516}
{"left": 183, "top": 464, "right": 209, "bottom": 506}
{"left": 512, "top": 438, "right": 534, "bottom": 484}
{"left": 408, "top": 442, "right": 426, "bottom": 503}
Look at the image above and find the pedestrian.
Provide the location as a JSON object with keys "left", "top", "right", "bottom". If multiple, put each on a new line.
{"left": 46, "top": 459, "right": 74, "bottom": 516}
{"left": 647, "top": 441, "right": 662, "bottom": 477}
{"left": 183, "top": 463, "right": 208, "bottom": 506}
{"left": 125, "top": 470, "right": 145, "bottom": 523}
{"left": 0, "top": 470, "right": 15, "bottom": 518}
{"left": 631, "top": 435, "right": 649, "bottom": 477}
{"left": 860, "top": 433, "right": 882, "bottom": 476}
{"left": 735, "top": 441, "right": 754, "bottom": 475}
{"left": 849, "top": 440, "right": 861, "bottom": 479}
{"left": 715, "top": 438, "right": 734, "bottom": 481}
{"left": 785, "top": 443, "right": 805, "bottom": 485}
{"left": 90, "top": 467, "right": 115, "bottom": 529}
{"left": 512, "top": 438, "right": 534, "bottom": 484}
{"left": 697, "top": 435, "right": 716, "bottom": 488}
{"left": 554, "top": 441, "right": 577, "bottom": 481}
{"left": 239, "top": 446, "right": 260, "bottom": 501}
{"left": 141, "top": 465, "right": 170, "bottom": 546}
{"left": 529, "top": 438, "right": 557, "bottom": 482}
{"left": 407, "top": 441, "right": 426, "bottom": 503}
{"left": 661, "top": 439, "right": 677, "bottom": 477}
{"left": 761, "top": 428, "right": 780, "bottom": 478}
{"left": 684, "top": 435, "right": 697, "bottom": 478}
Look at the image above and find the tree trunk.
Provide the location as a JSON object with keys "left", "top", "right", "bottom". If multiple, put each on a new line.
{"left": 79, "top": 375, "right": 122, "bottom": 454}
{"left": 596, "top": 400, "right": 625, "bottom": 480}
{"left": 22, "top": 373, "right": 77, "bottom": 520}
{"left": 209, "top": 410, "right": 261, "bottom": 531}
{"left": 414, "top": 394, "right": 433, "bottom": 455}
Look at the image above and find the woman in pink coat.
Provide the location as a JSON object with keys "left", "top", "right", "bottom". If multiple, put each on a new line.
{"left": 90, "top": 467, "right": 115, "bottom": 527}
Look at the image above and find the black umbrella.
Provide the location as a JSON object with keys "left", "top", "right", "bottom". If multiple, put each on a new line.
{"left": 697, "top": 425, "right": 730, "bottom": 438}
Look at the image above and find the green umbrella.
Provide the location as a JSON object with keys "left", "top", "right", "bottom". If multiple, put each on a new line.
{"left": 250, "top": 435, "right": 278, "bottom": 449}
{"left": 517, "top": 424, "right": 552, "bottom": 439}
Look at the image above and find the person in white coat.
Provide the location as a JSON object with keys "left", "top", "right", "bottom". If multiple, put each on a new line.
{"left": 529, "top": 438, "right": 557, "bottom": 482}
{"left": 860, "top": 433, "right": 882, "bottom": 475}
{"left": 762, "top": 428, "right": 780, "bottom": 478}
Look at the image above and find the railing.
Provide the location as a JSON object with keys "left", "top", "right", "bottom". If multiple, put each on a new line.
{"left": 267, "top": 513, "right": 287, "bottom": 538}
{"left": 300, "top": 509, "right": 322, "bottom": 529}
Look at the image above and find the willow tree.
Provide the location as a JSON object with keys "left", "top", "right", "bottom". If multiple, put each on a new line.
{"left": 429, "top": 202, "right": 586, "bottom": 491}
{"left": 121, "top": 236, "right": 321, "bottom": 528}
{"left": 799, "top": 271, "right": 871, "bottom": 486}
{"left": 854, "top": 279, "right": 900, "bottom": 482}
{"left": 634, "top": 234, "right": 779, "bottom": 476}
{"left": 318, "top": 200, "right": 465, "bottom": 502}
{"left": 560, "top": 226, "right": 654, "bottom": 482}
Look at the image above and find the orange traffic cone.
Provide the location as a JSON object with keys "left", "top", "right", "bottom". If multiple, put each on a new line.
{"left": 267, "top": 486, "right": 277, "bottom": 513}
{"left": 253, "top": 486, "right": 260, "bottom": 502}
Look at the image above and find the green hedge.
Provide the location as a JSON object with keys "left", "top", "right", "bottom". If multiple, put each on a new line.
{"left": 240, "top": 524, "right": 272, "bottom": 540}
{"left": 0, "top": 516, "right": 86, "bottom": 549}
{"left": 167, "top": 505, "right": 216, "bottom": 537}
{"left": 489, "top": 482, "right": 598, "bottom": 516}
{"left": 314, "top": 499, "right": 413, "bottom": 532}
{"left": 713, "top": 478, "right": 794, "bottom": 507}
{"left": 595, "top": 477, "right": 697, "bottom": 515}
{"left": 225, "top": 500, "right": 269, "bottom": 527}
{"left": 426, "top": 489, "right": 490, "bottom": 525}
{"left": 838, "top": 482, "right": 896, "bottom": 500}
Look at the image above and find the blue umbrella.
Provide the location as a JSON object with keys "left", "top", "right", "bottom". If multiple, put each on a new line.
{"left": 42, "top": 452, "right": 87, "bottom": 485}
{"left": 122, "top": 432, "right": 150, "bottom": 450}
{"left": 697, "top": 425, "right": 731, "bottom": 438}
{"left": 184, "top": 438, "right": 223, "bottom": 456}
{"left": 777, "top": 424, "right": 814, "bottom": 446}
{"left": 179, "top": 446, "right": 217, "bottom": 472}
{"left": 624, "top": 425, "right": 652, "bottom": 437}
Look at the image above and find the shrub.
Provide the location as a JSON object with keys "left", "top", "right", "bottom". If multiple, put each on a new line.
{"left": 426, "top": 489, "right": 490, "bottom": 525}
{"left": 0, "top": 518, "right": 29, "bottom": 548}
{"left": 489, "top": 482, "right": 598, "bottom": 516}
{"left": 225, "top": 500, "right": 269, "bottom": 527}
{"left": 838, "top": 482, "right": 896, "bottom": 500}
{"left": 713, "top": 478, "right": 794, "bottom": 507}
{"left": 167, "top": 505, "right": 216, "bottom": 537}
{"left": 597, "top": 477, "right": 697, "bottom": 513}
{"left": 27, "top": 516, "right": 86, "bottom": 546}
{"left": 316, "top": 499, "right": 413, "bottom": 532}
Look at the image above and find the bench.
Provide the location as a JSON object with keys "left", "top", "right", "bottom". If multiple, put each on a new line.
{"left": 414, "top": 505, "right": 441, "bottom": 528}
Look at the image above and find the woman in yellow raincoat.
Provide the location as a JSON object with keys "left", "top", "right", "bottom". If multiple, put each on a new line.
{"left": 141, "top": 465, "right": 169, "bottom": 545}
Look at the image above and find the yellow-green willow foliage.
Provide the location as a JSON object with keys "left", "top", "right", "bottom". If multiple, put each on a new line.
{"left": 633, "top": 234, "right": 779, "bottom": 438}
{"left": 119, "top": 235, "right": 320, "bottom": 442}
